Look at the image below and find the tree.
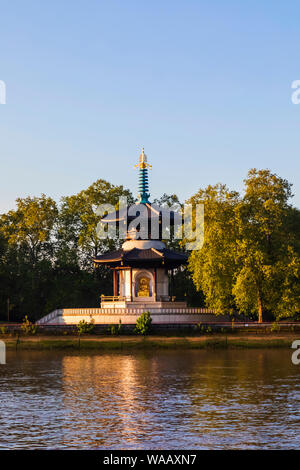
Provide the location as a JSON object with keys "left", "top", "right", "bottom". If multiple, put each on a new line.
{"left": 233, "top": 169, "right": 300, "bottom": 322}
{"left": 58, "top": 179, "right": 134, "bottom": 266}
{"left": 0, "top": 194, "right": 58, "bottom": 266}
{"left": 187, "top": 170, "right": 300, "bottom": 322}
{"left": 171, "top": 267, "right": 205, "bottom": 307}
{"left": 153, "top": 193, "right": 183, "bottom": 250}
{"left": 187, "top": 184, "right": 240, "bottom": 314}
{"left": 0, "top": 195, "right": 58, "bottom": 320}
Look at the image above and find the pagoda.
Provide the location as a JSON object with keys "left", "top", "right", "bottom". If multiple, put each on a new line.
{"left": 93, "top": 149, "right": 188, "bottom": 309}
{"left": 37, "top": 149, "right": 221, "bottom": 326}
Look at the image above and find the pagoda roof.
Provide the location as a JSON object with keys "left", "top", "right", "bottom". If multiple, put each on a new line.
{"left": 101, "top": 202, "right": 181, "bottom": 224}
{"left": 93, "top": 247, "right": 188, "bottom": 269}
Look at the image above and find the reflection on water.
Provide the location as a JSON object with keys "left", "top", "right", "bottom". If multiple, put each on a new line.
{"left": 0, "top": 349, "right": 299, "bottom": 449}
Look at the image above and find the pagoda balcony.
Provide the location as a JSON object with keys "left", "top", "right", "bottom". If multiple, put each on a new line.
{"left": 101, "top": 295, "right": 128, "bottom": 302}
{"left": 100, "top": 295, "right": 131, "bottom": 308}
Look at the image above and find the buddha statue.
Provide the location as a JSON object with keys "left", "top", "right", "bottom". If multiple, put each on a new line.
{"left": 137, "top": 277, "right": 150, "bottom": 297}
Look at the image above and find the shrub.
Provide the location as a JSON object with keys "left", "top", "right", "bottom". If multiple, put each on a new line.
{"left": 270, "top": 322, "right": 281, "bottom": 333}
{"left": 77, "top": 319, "right": 95, "bottom": 335}
{"left": 0, "top": 326, "right": 8, "bottom": 335}
{"left": 107, "top": 319, "right": 123, "bottom": 336}
{"left": 21, "top": 316, "right": 38, "bottom": 335}
{"left": 107, "top": 325, "right": 117, "bottom": 335}
{"left": 134, "top": 311, "right": 152, "bottom": 336}
{"left": 194, "top": 323, "right": 208, "bottom": 334}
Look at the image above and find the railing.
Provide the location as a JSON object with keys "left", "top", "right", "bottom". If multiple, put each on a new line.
{"left": 100, "top": 295, "right": 127, "bottom": 302}
{"left": 100, "top": 295, "right": 178, "bottom": 302}
{"left": 63, "top": 307, "right": 217, "bottom": 315}
{"left": 36, "top": 309, "right": 62, "bottom": 325}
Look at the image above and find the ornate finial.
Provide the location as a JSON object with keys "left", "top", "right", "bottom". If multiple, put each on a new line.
{"left": 134, "top": 147, "right": 152, "bottom": 170}
{"left": 134, "top": 147, "right": 152, "bottom": 203}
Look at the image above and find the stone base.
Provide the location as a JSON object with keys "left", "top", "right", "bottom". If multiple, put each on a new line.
{"left": 36, "top": 306, "right": 233, "bottom": 326}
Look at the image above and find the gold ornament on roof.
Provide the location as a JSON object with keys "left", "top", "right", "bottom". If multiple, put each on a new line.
{"left": 134, "top": 148, "right": 152, "bottom": 170}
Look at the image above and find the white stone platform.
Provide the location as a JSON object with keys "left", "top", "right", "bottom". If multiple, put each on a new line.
{"left": 36, "top": 307, "right": 230, "bottom": 325}
{"left": 100, "top": 300, "right": 188, "bottom": 309}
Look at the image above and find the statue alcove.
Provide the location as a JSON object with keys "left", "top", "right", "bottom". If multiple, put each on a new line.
{"left": 134, "top": 271, "right": 153, "bottom": 298}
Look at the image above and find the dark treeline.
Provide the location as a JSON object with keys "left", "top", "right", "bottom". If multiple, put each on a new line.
{"left": 0, "top": 180, "right": 131, "bottom": 321}
{"left": 0, "top": 169, "right": 299, "bottom": 323}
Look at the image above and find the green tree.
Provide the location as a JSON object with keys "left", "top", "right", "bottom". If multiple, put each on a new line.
{"left": 233, "top": 169, "right": 300, "bottom": 322}
{"left": 51, "top": 179, "right": 134, "bottom": 314}
{"left": 58, "top": 179, "right": 134, "bottom": 265}
{"left": 188, "top": 170, "right": 300, "bottom": 322}
{"left": 187, "top": 184, "right": 240, "bottom": 314}
{"left": 0, "top": 194, "right": 58, "bottom": 265}
{"left": 0, "top": 195, "right": 58, "bottom": 320}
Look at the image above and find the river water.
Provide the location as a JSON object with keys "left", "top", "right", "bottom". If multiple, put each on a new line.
{"left": 0, "top": 349, "right": 299, "bottom": 449}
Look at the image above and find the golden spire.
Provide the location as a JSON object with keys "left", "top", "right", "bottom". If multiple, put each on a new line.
{"left": 134, "top": 147, "right": 152, "bottom": 170}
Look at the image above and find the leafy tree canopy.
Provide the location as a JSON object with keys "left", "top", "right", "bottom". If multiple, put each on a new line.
{"left": 187, "top": 170, "right": 300, "bottom": 322}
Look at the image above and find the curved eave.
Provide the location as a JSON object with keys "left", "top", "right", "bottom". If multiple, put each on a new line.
{"left": 93, "top": 248, "right": 188, "bottom": 269}
{"left": 94, "top": 260, "right": 187, "bottom": 269}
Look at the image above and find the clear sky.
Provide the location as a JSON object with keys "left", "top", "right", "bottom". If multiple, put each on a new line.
{"left": 0, "top": 0, "right": 299, "bottom": 212}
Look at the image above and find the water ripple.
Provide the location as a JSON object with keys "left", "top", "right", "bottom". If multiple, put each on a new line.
{"left": 0, "top": 349, "right": 299, "bottom": 449}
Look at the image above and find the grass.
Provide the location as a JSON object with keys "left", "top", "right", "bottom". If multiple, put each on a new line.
{"left": 0, "top": 333, "right": 298, "bottom": 350}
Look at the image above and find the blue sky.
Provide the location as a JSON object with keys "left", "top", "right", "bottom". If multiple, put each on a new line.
{"left": 0, "top": 0, "right": 300, "bottom": 212}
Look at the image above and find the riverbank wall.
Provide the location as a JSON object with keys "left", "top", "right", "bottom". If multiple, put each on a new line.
{"left": 1, "top": 332, "right": 299, "bottom": 350}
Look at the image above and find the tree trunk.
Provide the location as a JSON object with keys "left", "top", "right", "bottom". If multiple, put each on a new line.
{"left": 257, "top": 293, "right": 263, "bottom": 323}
